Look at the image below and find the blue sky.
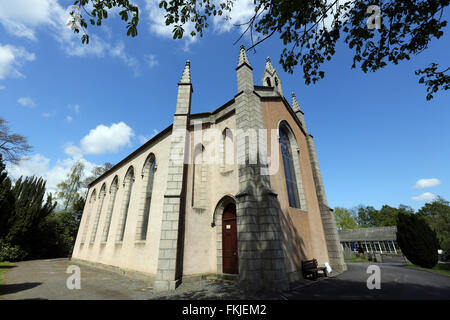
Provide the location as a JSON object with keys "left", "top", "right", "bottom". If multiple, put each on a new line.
{"left": 1, "top": 0, "right": 449, "bottom": 210}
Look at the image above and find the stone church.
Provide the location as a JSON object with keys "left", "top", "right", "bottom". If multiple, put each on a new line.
{"left": 71, "top": 46, "right": 346, "bottom": 291}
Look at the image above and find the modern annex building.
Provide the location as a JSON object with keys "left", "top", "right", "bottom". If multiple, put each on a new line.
{"left": 71, "top": 46, "right": 346, "bottom": 291}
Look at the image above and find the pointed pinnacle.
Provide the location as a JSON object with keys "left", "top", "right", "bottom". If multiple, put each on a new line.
{"left": 291, "top": 92, "right": 301, "bottom": 112}
{"left": 265, "top": 56, "right": 274, "bottom": 74}
{"left": 237, "top": 45, "right": 251, "bottom": 67}
{"left": 180, "top": 60, "right": 191, "bottom": 83}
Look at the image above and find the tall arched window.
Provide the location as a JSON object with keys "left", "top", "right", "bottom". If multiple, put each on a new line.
{"left": 81, "top": 189, "right": 96, "bottom": 243}
{"left": 137, "top": 154, "right": 156, "bottom": 241}
{"left": 266, "top": 77, "right": 272, "bottom": 87}
{"left": 102, "top": 176, "right": 119, "bottom": 242}
{"left": 280, "top": 127, "right": 301, "bottom": 208}
{"left": 192, "top": 144, "right": 206, "bottom": 209}
{"left": 221, "top": 128, "right": 234, "bottom": 172}
{"left": 117, "top": 167, "right": 135, "bottom": 242}
{"left": 90, "top": 183, "right": 106, "bottom": 243}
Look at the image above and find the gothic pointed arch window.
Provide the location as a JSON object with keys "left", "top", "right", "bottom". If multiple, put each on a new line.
{"left": 116, "top": 166, "right": 135, "bottom": 242}
{"left": 90, "top": 183, "right": 106, "bottom": 243}
{"left": 102, "top": 176, "right": 119, "bottom": 242}
{"left": 137, "top": 154, "right": 157, "bottom": 241}
{"left": 279, "top": 122, "right": 307, "bottom": 209}
{"left": 81, "top": 189, "right": 97, "bottom": 243}
{"left": 192, "top": 144, "right": 206, "bottom": 209}
{"left": 221, "top": 128, "right": 234, "bottom": 172}
{"left": 266, "top": 77, "right": 272, "bottom": 87}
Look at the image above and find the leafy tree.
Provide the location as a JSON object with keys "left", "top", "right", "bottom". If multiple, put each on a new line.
{"left": 83, "top": 162, "right": 114, "bottom": 189}
{"left": 0, "top": 117, "right": 32, "bottom": 164}
{"left": 397, "top": 211, "right": 439, "bottom": 268}
{"left": 69, "top": 0, "right": 449, "bottom": 100}
{"left": 354, "top": 205, "right": 378, "bottom": 227}
{"left": 56, "top": 161, "right": 85, "bottom": 211}
{"left": 417, "top": 196, "right": 450, "bottom": 260}
{"left": 334, "top": 207, "right": 357, "bottom": 230}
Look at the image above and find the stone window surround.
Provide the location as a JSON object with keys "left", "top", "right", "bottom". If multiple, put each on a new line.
{"left": 277, "top": 120, "right": 307, "bottom": 211}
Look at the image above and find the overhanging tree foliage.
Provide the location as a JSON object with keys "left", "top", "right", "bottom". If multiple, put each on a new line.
{"left": 69, "top": 0, "right": 449, "bottom": 100}
{"left": 0, "top": 117, "right": 32, "bottom": 164}
{"left": 397, "top": 211, "right": 439, "bottom": 268}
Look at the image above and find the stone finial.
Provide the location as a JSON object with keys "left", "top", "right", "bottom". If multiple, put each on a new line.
{"left": 180, "top": 60, "right": 191, "bottom": 83}
{"left": 291, "top": 92, "right": 301, "bottom": 112}
{"left": 265, "top": 56, "right": 275, "bottom": 74}
{"left": 237, "top": 45, "right": 251, "bottom": 67}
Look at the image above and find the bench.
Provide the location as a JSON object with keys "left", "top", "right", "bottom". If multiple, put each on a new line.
{"left": 302, "top": 259, "right": 328, "bottom": 280}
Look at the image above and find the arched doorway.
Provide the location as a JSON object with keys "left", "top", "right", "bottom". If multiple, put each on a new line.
{"left": 222, "top": 203, "right": 238, "bottom": 274}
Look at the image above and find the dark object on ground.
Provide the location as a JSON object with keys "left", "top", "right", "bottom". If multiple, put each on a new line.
{"left": 302, "top": 259, "right": 328, "bottom": 280}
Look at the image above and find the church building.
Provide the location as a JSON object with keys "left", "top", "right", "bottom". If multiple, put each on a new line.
{"left": 71, "top": 46, "right": 346, "bottom": 291}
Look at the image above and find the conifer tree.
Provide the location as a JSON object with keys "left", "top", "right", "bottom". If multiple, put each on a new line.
{"left": 0, "top": 154, "right": 15, "bottom": 239}
{"left": 397, "top": 212, "right": 439, "bottom": 268}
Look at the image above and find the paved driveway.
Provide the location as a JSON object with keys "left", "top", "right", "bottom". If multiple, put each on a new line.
{"left": 1, "top": 259, "right": 449, "bottom": 300}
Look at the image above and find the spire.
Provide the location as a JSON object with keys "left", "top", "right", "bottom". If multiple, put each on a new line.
{"left": 236, "top": 45, "right": 254, "bottom": 92}
{"left": 291, "top": 91, "right": 306, "bottom": 131}
{"left": 265, "top": 57, "right": 275, "bottom": 74}
{"left": 262, "top": 56, "right": 283, "bottom": 96}
{"left": 179, "top": 60, "right": 191, "bottom": 84}
{"left": 291, "top": 92, "right": 301, "bottom": 113}
{"left": 237, "top": 45, "right": 252, "bottom": 69}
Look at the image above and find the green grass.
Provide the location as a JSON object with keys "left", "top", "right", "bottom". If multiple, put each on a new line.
{"left": 0, "top": 261, "right": 12, "bottom": 285}
{"left": 404, "top": 263, "right": 450, "bottom": 277}
{"left": 345, "top": 253, "right": 369, "bottom": 263}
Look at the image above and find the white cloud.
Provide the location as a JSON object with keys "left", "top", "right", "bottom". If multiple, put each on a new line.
{"left": 145, "top": 54, "right": 158, "bottom": 68}
{"left": 68, "top": 103, "right": 80, "bottom": 114}
{"left": 66, "top": 115, "right": 73, "bottom": 123}
{"left": 145, "top": 0, "right": 197, "bottom": 49}
{"left": 0, "top": 1, "right": 138, "bottom": 73}
{"left": 138, "top": 135, "right": 150, "bottom": 144}
{"left": 212, "top": 0, "right": 256, "bottom": 33}
{"left": 17, "top": 97, "right": 36, "bottom": 107}
{"left": 42, "top": 112, "right": 54, "bottom": 118}
{"left": 0, "top": 44, "right": 35, "bottom": 80}
{"left": 64, "top": 122, "right": 135, "bottom": 156}
{"left": 110, "top": 42, "right": 140, "bottom": 76}
{"left": 0, "top": 85, "right": 5, "bottom": 90}
{"left": 411, "top": 192, "right": 437, "bottom": 202}
{"left": 0, "top": 0, "right": 57, "bottom": 40}
{"left": 6, "top": 153, "right": 97, "bottom": 196}
{"left": 413, "top": 178, "right": 441, "bottom": 189}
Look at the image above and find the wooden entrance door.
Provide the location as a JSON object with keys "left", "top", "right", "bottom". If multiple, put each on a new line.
{"left": 222, "top": 203, "right": 238, "bottom": 274}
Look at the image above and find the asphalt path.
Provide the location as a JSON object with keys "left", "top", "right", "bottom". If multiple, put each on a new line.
{"left": 1, "top": 258, "right": 449, "bottom": 300}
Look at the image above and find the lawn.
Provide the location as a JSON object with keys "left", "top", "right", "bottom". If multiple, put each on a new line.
{"left": 404, "top": 263, "right": 450, "bottom": 277}
{"left": 345, "top": 254, "right": 369, "bottom": 263}
{"left": 0, "top": 261, "right": 11, "bottom": 285}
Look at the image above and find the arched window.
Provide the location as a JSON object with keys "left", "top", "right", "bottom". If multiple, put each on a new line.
{"left": 274, "top": 77, "right": 279, "bottom": 86}
{"left": 192, "top": 144, "right": 206, "bottom": 209}
{"left": 90, "top": 183, "right": 106, "bottom": 243}
{"left": 81, "top": 189, "right": 97, "bottom": 243}
{"left": 266, "top": 77, "right": 272, "bottom": 87}
{"left": 221, "top": 128, "right": 234, "bottom": 172}
{"left": 137, "top": 154, "right": 156, "bottom": 241}
{"left": 116, "top": 167, "right": 135, "bottom": 242}
{"left": 280, "top": 127, "right": 301, "bottom": 208}
{"left": 102, "top": 176, "right": 119, "bottom": 242}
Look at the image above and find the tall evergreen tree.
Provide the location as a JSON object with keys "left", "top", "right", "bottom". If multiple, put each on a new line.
{"left": 0, "top": 154, "right": 15, "bottom": 238}
{"left": 397, "top": 212, "right": 439, "bottom": 268}
{"left": 6, "top": 176, "right": 57, "bottom": 253}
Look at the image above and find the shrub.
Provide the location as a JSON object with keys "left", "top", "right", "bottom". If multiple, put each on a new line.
{"left": 0, "top": 240, "right": 27, "bottom": 262}
{"left": 397, "top": 212, "right": 439, "bottom": 268}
